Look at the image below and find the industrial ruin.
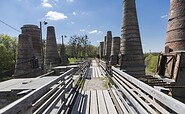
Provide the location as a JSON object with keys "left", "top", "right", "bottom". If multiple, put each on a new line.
{"left": 1, "top": 0, "right": 185, "bottom": 113}
{"left": 97, "top": 0, "right": 185, "bottom": 103}
{"left": 14, "top": 25, "right": 69, "bottom": 78}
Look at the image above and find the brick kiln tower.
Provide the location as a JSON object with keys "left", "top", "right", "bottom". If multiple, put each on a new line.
{"left": 105, "top": 31, "right": 112, "bottom": 63}
{"left": 45, "top": 26, "right": 60, "bottom": 66}
{"left": 21, "top": 25, "right": 42, "bottom": 67}
{"left": 60, "top": 36, "right": 69, "bottom": 66}
{"left": 99, "top": 42, "right": 104, "bottom": 60}
{"left": 111, "top": 37, "right": 120, "bottom": 65}
{"left": 158, "top": 0, "right": 185, "bottom": 103}
{"left": 14, "top": 34, "right": 41, "bottom": 77}
{"left": 103, "top": 36, "right": 107, "bottom": 60}
{"left": 165, "top": 0, "right": 185, "bottom": 52}
{"left": 119, "top": 0, "right": 145, "bottom": 77}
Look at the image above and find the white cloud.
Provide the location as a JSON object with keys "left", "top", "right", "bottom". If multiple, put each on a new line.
{"left": 89, "top": 30, "right": 98, "bottom": 34}
{"left": 46, "top": 11, "right": 68, "bottom": 21}
{"left": 89, "top": 30, "right": 103, "bottom": 34}
{"left": 42, "top": 2, "right": 53, "bottom": 8}
{"left": 41, "top": 0, "right": 53, "bottom": 8}
{"left": 66, "top": 0, "right": 74, "bottom": 3}
{"left": 80, "top": 29, "right": 85, "bottom": 32}
{"left": 161, "top": 14, "right": 168, "bottom": 19}
{"left": 72, "top": 11, "right": 76, "bottom": 15}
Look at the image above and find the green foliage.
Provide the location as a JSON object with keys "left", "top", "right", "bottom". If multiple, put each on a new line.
{"left": 145, "top": 53, "right": 159, "bottom": 74}
{"left": 67, "top": 35, "right": 98, "bottom": 59}
{"left": 0, "top": 34, "right": 17, "bottom": 76}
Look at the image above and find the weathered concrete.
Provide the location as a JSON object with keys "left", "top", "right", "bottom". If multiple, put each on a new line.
{"left": 21, "top": 25, "right": 42, "bottom": 66}
{"left": 45, "top": 26, "right": 60, "bottom": 67}
{"left": 119, "top": 0, "right": 145, "bottom": 77}
{"left": 105, "top": 31, "right": 112, "bottom": 63}
{"left": 111, "top": 37, "right": 120, "bottom": 65}
{"left": 14, "top": 34, "right": 41, "bottom": 77}
{"left": 165, "top": 0, "right": 185, "bottom": 52}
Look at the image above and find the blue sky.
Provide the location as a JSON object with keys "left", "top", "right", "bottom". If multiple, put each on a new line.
{"left": 0, "top": 0, "right": 169, "bottom": 53}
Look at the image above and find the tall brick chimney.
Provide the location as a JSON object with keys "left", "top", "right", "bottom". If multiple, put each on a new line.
{"left": 45, "top": 26, "right": 60, "bottom": 66}
{"left": 119, "top": 0, "right": 145, "bottom": 77}
{"left": 165, "top": 0, "right": 185, "bottom": 52}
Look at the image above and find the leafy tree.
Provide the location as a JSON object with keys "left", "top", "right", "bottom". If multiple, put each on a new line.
{"left": 0, "top": 34, "right": 17, "bottom": 76}
{"left": 67, "top": 35, "right": 97, "bottom": 59}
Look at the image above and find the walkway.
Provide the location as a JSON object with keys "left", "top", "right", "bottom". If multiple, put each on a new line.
{"left": 71, "top": 60, "right": 119, "bottom": 114}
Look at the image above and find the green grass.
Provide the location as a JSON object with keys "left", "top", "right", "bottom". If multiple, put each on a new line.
{"left": 145, "top": 53, "right": 158, "bottom": 74}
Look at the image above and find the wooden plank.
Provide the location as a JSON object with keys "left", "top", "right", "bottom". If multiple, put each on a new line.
{"left": 90, "top": 90, "right": 98, "bottom": 114}
{"left": 102, "top": 90, "right": 118, "bottom": 114}
{"left": 111, "top": 88, "right": 128, "bottom": 114}
{"left": 96, "top": 67, "right": 99, "bottom": 78}
{"left": 113, "top": 72, "right": 170, "bottom": 113}
{"left": 97, "top": 90, "right": 108, "bottom": 114}
{"left": 112, "top": 66, "right": 185, "bottom": 114}
{"left": 112, "top": 85, "right": 136, "bottom": 114}
{"left": 92, "top": 67, "right": 95, "bottom": 78}
{"left": 83, "top": 91, "right": 91, "bottom": 114}
{"left": 97, "top": 67, "right": 102, "bottom": 78}
{"left": 113, "top": 72, "right": 158, "bottom": 114}
{"left": 111, "top": 77, "right": 148, "bottom": 114}
{"left": 71, "top": 91, "right": 84, "bottom": 114}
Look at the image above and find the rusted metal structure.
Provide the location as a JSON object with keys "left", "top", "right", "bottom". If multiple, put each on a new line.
{"left": 105, "top": 31, "right": 112, "bottom": 63}
{"left": 60, "top": 36, "right": 69, "bottom": 66}
{"left": 165, "top": 0, "right": 185, "bottom": 52}
{"left": 156, "top": 0, "right": 185, "bottom": 103}
{"left": 99, "top": 42, "right": 104, "bottom": 60}
{"left": 45, "top": 26, "right": 60, "bottom": 67}
{"left": 14, "top": 34, "right": 41, "bottom": 77}
{"left": 110, "top": 37, "right": 120, "bottom": 65}
{"left": 21, "top": 25, "right": 42, "bottom": 67}
{"left": 119, "top": 0, "right": 145, "bottom": 77}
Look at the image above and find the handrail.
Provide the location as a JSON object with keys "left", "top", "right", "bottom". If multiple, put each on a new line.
{"left": 0, "top": 68, "right": 74, "bottom": 114}
{"left": 112, "top": 66, "right": 185, "bottom": 114}
{"left": 99, "top": 60, "right": 185, "bottom": 114}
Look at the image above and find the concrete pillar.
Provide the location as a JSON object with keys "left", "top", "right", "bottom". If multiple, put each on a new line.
{"left": 14, "top": 34, "right": 41, "bottom": 77}
{"left": 119, "top": 0, "right": 145, "bottom": 77}
{"left": 165, "top": 0, "right": 185, "bottom": 52}
{"left": 105, "top": 31, "right": 112, "bottom": 63}
{"left": 111, "top": 37, "right": 120, "bottom": 65}
{"left": 45, "top": 26, "right": 60, "bottom": 67}
{"left": 21, "top": 25, "right": 42, "bottom": 67}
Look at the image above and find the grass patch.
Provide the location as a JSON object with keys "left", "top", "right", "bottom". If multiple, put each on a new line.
{"left": 101, "top": 77, "right": 110, "bottom": 89}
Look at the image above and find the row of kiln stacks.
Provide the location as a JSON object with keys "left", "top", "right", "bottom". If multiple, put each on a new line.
{"left": 98, "top": 0, "right": 185, "bottom": 78}
{"left": 98, "top": 0, "right": 145, "bottom": 77}
{"left": 14, "top": 25, "right": 69, "bottom": 77}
